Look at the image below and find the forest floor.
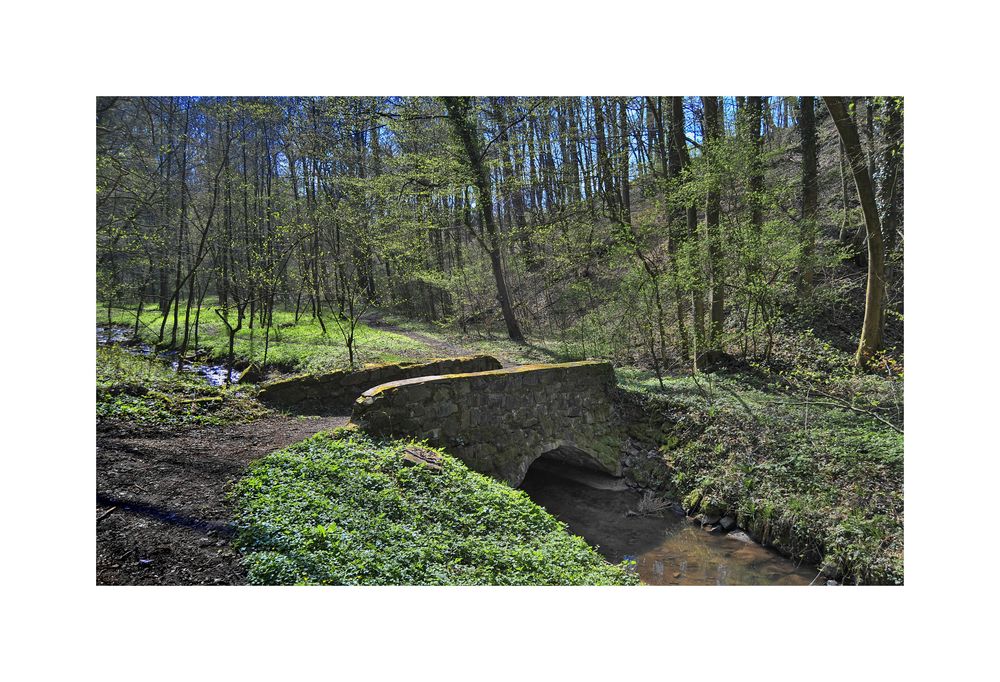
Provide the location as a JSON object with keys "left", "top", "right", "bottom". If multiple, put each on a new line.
{"left": 96, "top": 304, "right": 903, "bottom": 585}
{"left": 96, "top": 414, "right": 347, "bottom": 585}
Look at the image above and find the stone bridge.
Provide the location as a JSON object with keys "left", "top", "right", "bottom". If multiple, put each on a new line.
{"left": 350, "top": 361, "right": 624, "bottom": 486}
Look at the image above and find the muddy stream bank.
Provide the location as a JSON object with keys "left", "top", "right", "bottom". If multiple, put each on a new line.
{"left": 520, "top": 461, "right": 820, "bottom": 586}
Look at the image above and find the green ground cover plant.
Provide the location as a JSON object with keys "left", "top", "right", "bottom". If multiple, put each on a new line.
{"left": 229, "top": 429, "right": 639, "bottom": 585}
{"left": 617, "top": 337, "right": 903, "bottom": 584}
{"left": 99, "top": 301, "right": 433, "bottom": 374}
{"left": 96, "top": 345, "right": 265, "bottom": 427}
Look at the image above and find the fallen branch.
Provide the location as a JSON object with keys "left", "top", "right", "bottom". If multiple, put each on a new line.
{"left": 147, "top": 389, "right": 221, "bottom": 406}
{"left": 175, "top": 396, "right": 223, "bottom": 405}
{"left": 775, "top": 376, "right": 903, "bottom": 434}
{"left": 776, "top": 399, "right": 902, "bottom": 434}
{"left": 97, "top": 506, "right": 117, "bottom": 523}
{"left": 628, "top": 491, "right": 672, "bottom": 517}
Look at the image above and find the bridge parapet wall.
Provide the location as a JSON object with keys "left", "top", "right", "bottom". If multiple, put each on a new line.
{"left": 258, "top": 355, "right": 502, "bottom": 414}
{"left": 350, "top": 361, "right": 623, "bottom": 486}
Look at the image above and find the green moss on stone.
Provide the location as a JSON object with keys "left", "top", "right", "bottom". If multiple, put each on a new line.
{"left": 683, "top": 489, "right": 703, "bottom": 513}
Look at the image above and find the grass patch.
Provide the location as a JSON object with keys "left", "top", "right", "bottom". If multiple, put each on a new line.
{"left": 96, "top": 345, "right": 266, "bottom": 427}
{"left": 229, "top": 429, "right": 639, "bottom": 586}
{"left": 99, "top": 302, "right": 433, "bottom": 374}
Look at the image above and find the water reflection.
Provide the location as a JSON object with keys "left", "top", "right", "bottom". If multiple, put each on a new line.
{"left": 520, "top": 465, "right": 817, "bottom": 586}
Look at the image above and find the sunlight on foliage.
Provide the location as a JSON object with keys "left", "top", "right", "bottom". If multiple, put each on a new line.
{"left": 230, "top": 430, "right": 639, "bottom": 586}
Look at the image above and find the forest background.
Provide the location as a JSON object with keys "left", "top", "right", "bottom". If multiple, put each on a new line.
{"left": 5, "top": 1, "right": 998, "bottom": 681}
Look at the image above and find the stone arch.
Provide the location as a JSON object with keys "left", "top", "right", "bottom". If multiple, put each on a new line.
{"left": 538, "top": 438, "right": 616, "bottom": 472}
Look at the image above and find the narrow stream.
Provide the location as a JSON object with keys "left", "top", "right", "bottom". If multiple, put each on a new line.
{"left": 97, "top": 326, "right": 233, "bottom": 387}
{"left": 520, "top": 460, "right": 819, "bottom": 586}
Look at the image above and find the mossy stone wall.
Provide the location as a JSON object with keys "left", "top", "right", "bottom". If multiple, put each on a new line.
{"left": 351, "top": 361, "right": 624, "bottom": 486}
{"left": 257, "top": 355, "right": 502, "bottom": 414}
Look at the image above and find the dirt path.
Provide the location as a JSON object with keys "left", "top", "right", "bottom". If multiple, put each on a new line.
{"left": 363, "top": 314, "right": 475, "bottom": 357}
{"left": 363, "top": 313, "right": 520, "bottom": 367}
{"left": 390, "top": 327, "right": 477, "bottom": 358}
{"left": 96, "top": 414, "right": 347, "bottom": 585}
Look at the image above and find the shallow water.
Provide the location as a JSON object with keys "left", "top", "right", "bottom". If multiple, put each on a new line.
{"left": 96, "top": 326, "right": 131, "bottom": 345}
{"left": 168, "top": 356, "right": 232, "bottom": 386}
{"left": 97, "top": 326, "right": 232, "bottom": 387}
{"left": 520, "top": 464, "right": 818, "bottom": 586}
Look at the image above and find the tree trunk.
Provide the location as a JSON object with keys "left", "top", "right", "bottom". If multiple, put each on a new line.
{"left": 747, "top": 97, "right": 764, "bottom": 237}
{"left": 666, "top": 97, "right": 690, "bottom": 363}
{"left": 879, "top": 97, "right": 903, "bottom": 255}
{"left": 617, "top": 97, "right": 631, "bottom": 223}
{"left": 799, "top": 96, "right": 818, "bottom": 295}
{"left": 824, "top": 96, "right": 887, "bottom": 369}
{"left": 443, "top": 97, "right": 525, "bottom": 343}
{"left": 490, "top": 98, "right": 533, "bottom": 265}
{"left": 591, "top": 96, "right": 619, "bottom": 220}
{"left": 701, "top": 96, "right": 725, "bottom": 363}
{"left": 672, "top": 97, "right": 705, "bottom": 368}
